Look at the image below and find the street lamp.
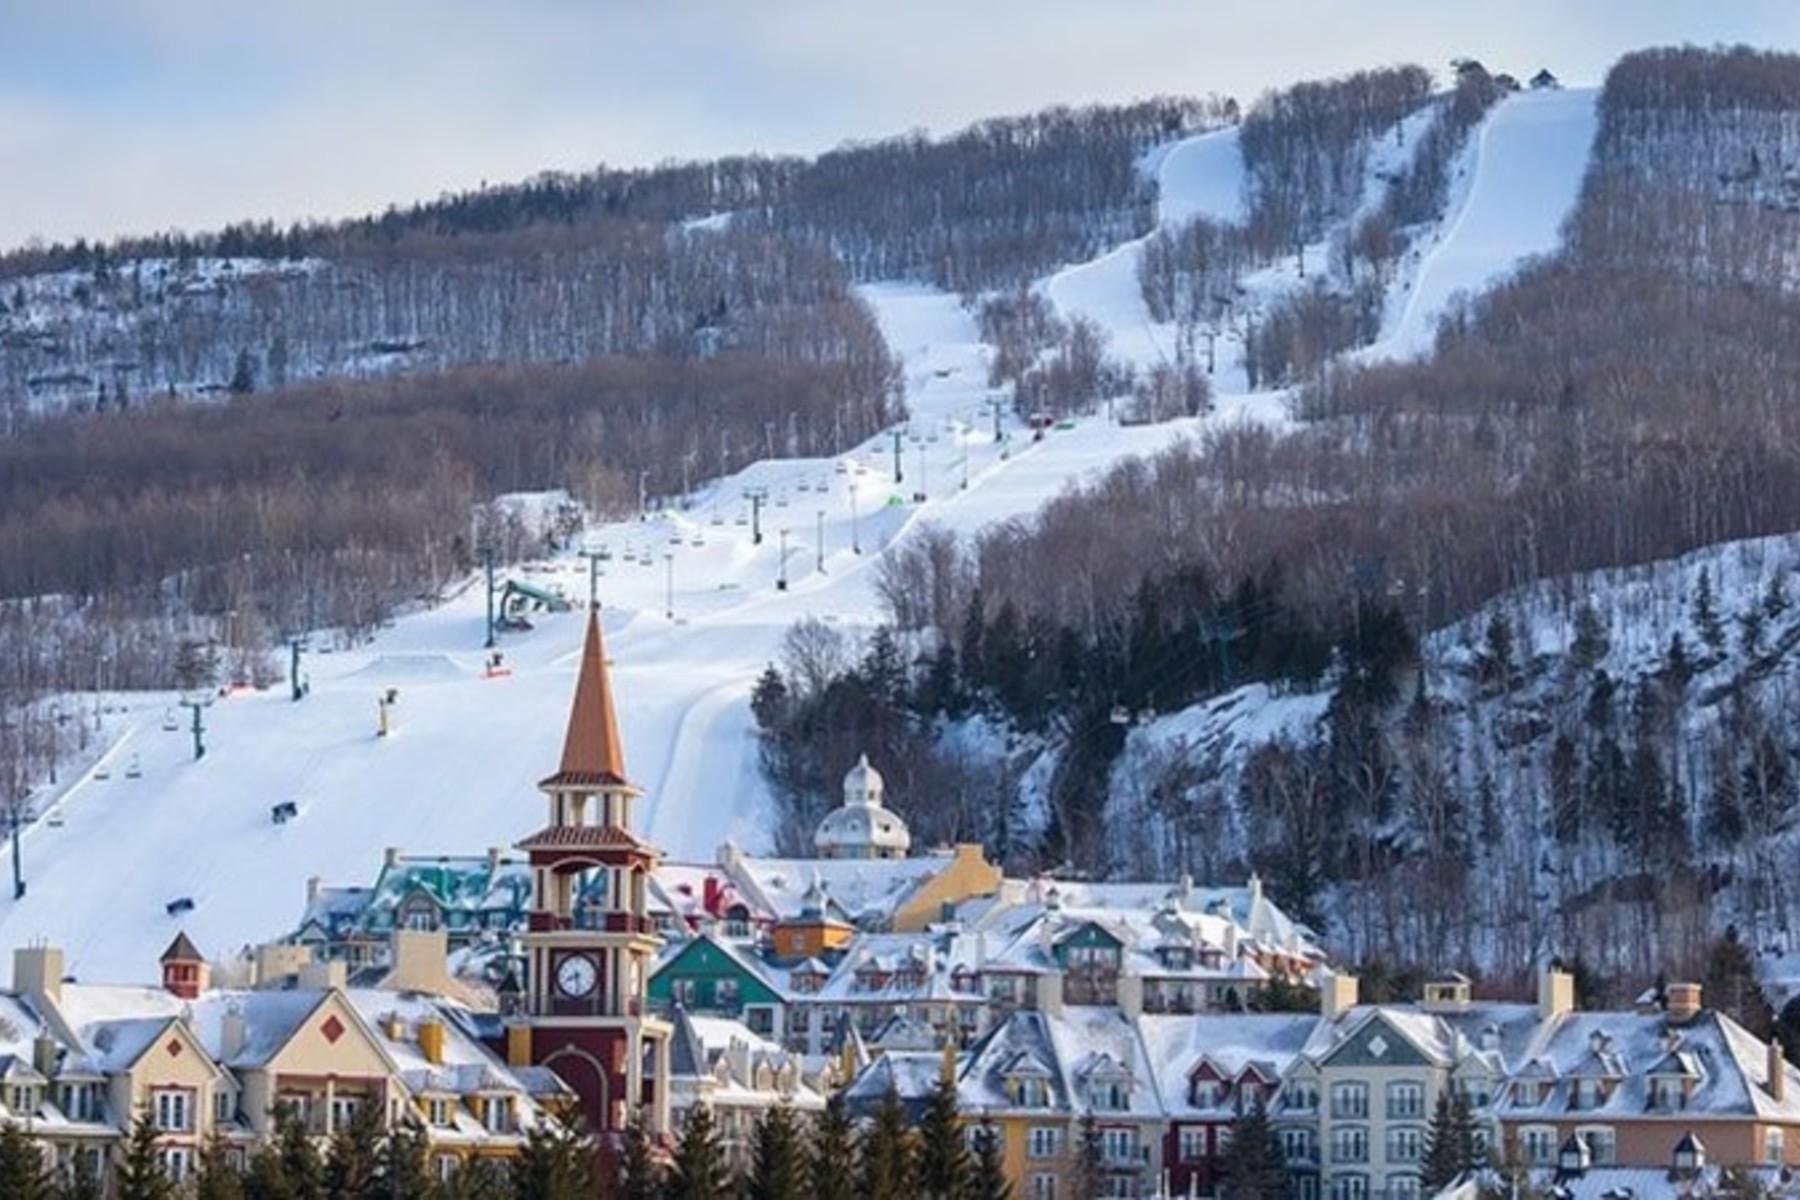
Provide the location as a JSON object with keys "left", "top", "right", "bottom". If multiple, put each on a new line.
{"left": 777, "top": 529, "right": 790, "bottom": 591}
{"left": 850, "top": 484, "right": 861, "bottom": 555}
{"left": 664, "top": 553, "right": 675, "bottom": 620}
{"left": 816, "top": 511, "right": 825, "bottom": 574}
{"left": 891, "top": 428, "right": 904, "bottom": 484}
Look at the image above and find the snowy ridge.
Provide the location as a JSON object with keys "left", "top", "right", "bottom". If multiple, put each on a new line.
{"left": 4, "top": 85, "right": 1606, "bottom": 981}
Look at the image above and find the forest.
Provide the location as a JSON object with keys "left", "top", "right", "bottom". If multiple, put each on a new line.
{"left": 749, "top": 46, "right": 1800, "bottom": 994}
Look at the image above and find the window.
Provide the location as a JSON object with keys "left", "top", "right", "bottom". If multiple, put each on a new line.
{"left": 1102, "top": 1127, "right": 1137, "bottom": 1166}
{"left": 1386, "top": 1082, "right": 1424, "bottom": 1120}
{"left": 1327, "top": 1173, "right": 1367, "bottom": 1200}
{"left": 9, "top": 1086, "right": 33, "bottom": 1115}
{"left": 157, "top": 1147, "right": 192, "bottom": 1181}
{"left": 427, "top": 1097, "right": 452, "bottom": 1127}
{"left": 1283, "top": 1127, "right": 1318, "bottom": 1163}
{"left": 1331, "top": 1127, "right": 1368, "bottom": 1164}
{"left": 214, "top": 1089, "right": 234, "bottom": 1124}
{"left": 1389, "top": 1174, "right": 1421, "bottom": 1200}
{"left": 1099, "top": 1178, "right": 1140, "bottom": 1199}
{"left": 435, "top": 1154, "right": 459, "bottom": 1182}
{"left": 1767, "top": 1127, "right": 1786, "bottom": 1164}
{"left": 1519, "top": 1126, "right": 1556, "bottom": 1166}
{"left": 481, "top": 1096, "right": 511, "bottom": 1133}
{"left": 1296, "top": 1176, "right": 1320, "bottom": 1200}
{"left": 1179, "top": 1127, "right": 1207, "bottom": 1162}
{"left": 60, "top": 1083, "right": 100, "bottom": 1123}
{"left": 1576, "top": 1127, "right": 1616, "bottom": 1165}
{"left": 1330, "top": 1082, "right": 1368, "bottom": 1120}
{"left": 1570, "top": 1078, "right": 1602, "bottom": 1111}
{"left": 1092, "top": 1077, "right": 1129, "bottom": 1111}
{"left": 153, "top": 1089, "right": 192, "bottom": 1132}
{"left": 1649, "top": 1076, "right": 1687, "bottom": 1111}
{"left": 744, "top": 1006, "right": 774, "bottom": 1035}
{"left": 330, "top": 1095, "right": 362, "bottom": 1131}
{"left": 1030, "top": 1174, "right": 1059, "bottom": 1200}
{"left": 1460, "top": 1078, "right": 1492, "bottom": 1108}
{"left": 1028, "top": 1126, "right": 1062, "bottom": 1159}
{"left": 1285, "top": 1080, "right": 1319, "bottom": 1112}
{"left": 1385, "top": 1128, "right": 1423, "bottom": 1163}
{"left": 1011, "top": 1077, "right": 1050, "bottom": 1108}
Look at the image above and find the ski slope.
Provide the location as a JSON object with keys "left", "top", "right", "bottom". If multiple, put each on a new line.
{"left": 1, "top": 88, "right": 1599, "bottom": 982}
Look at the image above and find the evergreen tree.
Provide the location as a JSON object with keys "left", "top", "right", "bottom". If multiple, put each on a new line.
{"left": 746, "top": 1105, "right": 806, "bottom": 1200}
{"left": 512, "top": 1116, "right": 595, "bottom": 1200}
{"left": 0, "top": 1118, "right": 52, "bottom": 1200}
{"left": 1695, "top": 569, "right": 1725, "bottom": 657}
{"left": 56, "top": 1148, "right": 105, "bottom": 1200}
{"left": 917, "top": 1075, "right": 970, "bottom": 1200}
{"left": 194, "top": 1131, "right": 247, "bottom": 1200}
{"left": 273, "top": 1102, "right": 325, "bottom": 1200}
{"left": 1569, "top": 600, "right": 1610, "bottom": 672}
{"left": 617, "top": 1118, "right": 662, "bottom": 1200}
{"left": 860, "top": 626, "right": 909, "bottom": 712}
{"left": 1068, "top": 1113, "right": 1104, "bottom": 1200}
{"left": 968, "top": 1120, "right": 1012, "bottom": 1200}
{"left": 750, "top": 665, "right": 790, "bottom": 731}
{"left": 667, "top": 1103, "right": 729, "bottom": 1200}
{"left": 807, "top": 1096, "right": 857, "bottom": 1200}
{"left": 324, "top": 1101, "right": 385, "bottom": 1199}
{"left": 229, "top": 348, "right": 258, "bottom": 395}
{"left": 380, "top": 1119, "right": 433, "bottom": 1200}
{"left": 1420, "top": 1088, "right": 1477, "bottom": 1192}
{"left": 438, "top": 1158, "right": 513, "bottom": 1200}
{"left": 1218, "top": 1101, "right": 1289, "bottom": 1200}
{"left": 242, "top": 1144, "right": 297, "bottom": 1200}
{"left": 1705, "top": 928, "right": 1775, "bottom": 1037}
{"left": 856, "top": 1089, "right": 917, "bottom": 1200}
{"left": 114, "top": 1111, "right": 176, "bottom": 1200}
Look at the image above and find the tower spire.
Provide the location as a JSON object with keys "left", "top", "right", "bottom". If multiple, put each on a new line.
{"left": 547, "top": 609, "right": 628, "bottom": 787}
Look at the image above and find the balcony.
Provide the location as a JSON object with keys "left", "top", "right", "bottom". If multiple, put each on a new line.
{"left": 528, "top": 911, "right": 657, "bottom": 935}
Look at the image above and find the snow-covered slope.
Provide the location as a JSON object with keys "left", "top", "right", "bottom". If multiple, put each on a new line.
{"left": 3, "top": 84, "right": 1606, "bottom": 982}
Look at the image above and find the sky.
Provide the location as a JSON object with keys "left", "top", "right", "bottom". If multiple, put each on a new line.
{"left": 1, "top": 0, "right": 1794, "bottom": 252}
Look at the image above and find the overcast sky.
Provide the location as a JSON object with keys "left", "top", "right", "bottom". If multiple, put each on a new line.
{"left": 2, "top": 1, "right": 1794, "bottom": 252}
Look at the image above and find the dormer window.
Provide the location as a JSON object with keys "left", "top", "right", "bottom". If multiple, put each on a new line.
{"left": 1007, "top": 1075, "right": 1051, "bottom": 1108}
{"left": 1570, "top": 1077, "right": 1607, "bottom": 1111}
{"left": 1190, "top": 1079, "right": 1222, "bottom": 1108}
{"left": 1090, "top": 1073, "right": 1130, "bottom": 1112}
{"left": 1648, "top": 1075, "right": 1689, "bottom": 1112}
{"left": 480, "top": 1095, "right": 512, "bottom": 1133}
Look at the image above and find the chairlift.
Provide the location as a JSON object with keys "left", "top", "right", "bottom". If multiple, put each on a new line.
{"left": 710, "top": 514, "right": 725, "bottom": 526}
{"left": 46, "top": 807, "right": 64, "bottom": 828}
{"left": 124, "top": 754, "right": 143, "bottom": 780}
{"left": 690, "top": 536, "right": 706, "bottom": 548}
{"left": 1109, "top": 705, "right": 1132, "bottom": 726}
{"left": 734, "top": 514, "right": 749, "bottom": 526}
{"left": 1135, "top": 707, "right": 1157, "bottom": 725}
{"left": 773, "top": 495, "right": 789, "bottom": 508}
{"left": 161, "top": 708, "right": 179, "bottom": 732}
{"left": 94, "top": 766, "right": 111, "bottom": 781}
{"left": 834, "top": 461, "right": 849, "bottom": 475}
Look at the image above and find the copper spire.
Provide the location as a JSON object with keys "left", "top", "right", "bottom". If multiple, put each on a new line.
{"left": 549, "top": 609, "right": 629, "bottom": 786}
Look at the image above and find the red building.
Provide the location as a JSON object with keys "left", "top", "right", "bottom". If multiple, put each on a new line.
{"left": 505, "top": 611, "right": 672, "bottom": 1140}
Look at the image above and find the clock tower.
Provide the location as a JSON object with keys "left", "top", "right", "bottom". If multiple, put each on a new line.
{"left": 509, "top": 609, "right": 671, "bottom": 1139}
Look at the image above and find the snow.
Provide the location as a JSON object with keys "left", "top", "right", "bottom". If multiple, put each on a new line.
{"left": 1374, "top": 87, "right": 1599, "bottom": 358}
{"left": 0, "top": 88, "right": 1605, "bottom": 985}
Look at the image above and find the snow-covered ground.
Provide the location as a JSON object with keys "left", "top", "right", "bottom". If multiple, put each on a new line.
{"left": 0, "top": 86, "right": 1601, "bottom": 982}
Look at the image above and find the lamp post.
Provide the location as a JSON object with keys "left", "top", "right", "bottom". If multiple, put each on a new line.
{"left": 850, "top": 484, "right": 861, "bottom": 555}
{"left": 891, "top": 428, "right": 904, "bottom": 484}
{"left": 664, "top": 553, "right": 675, "bottom": 620}
{"left": 776, "top": 529, "right": 790, "bottom": 591}
{"left": 744, "top": 486, "right": 768, "bottom": 545}
{"left": 580, "top": 546, "right": 606, "bottom": 611}
{"left": 288, "top": 637, "right": 308, "bottom": 702}
{"left": 10, "top": 790, "right": 25, "bottom": 899}
{"left": 180, "top": 695, "right": 213, "bottom": 760}
{"left": 816, "top": 510, "right": 826, "bottom": 574}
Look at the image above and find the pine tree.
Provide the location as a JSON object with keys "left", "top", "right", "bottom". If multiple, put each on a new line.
{"left": 273, "top": 1102, "right": 325, "bottom": 1200}
{"left": 1068, "top": 1113, "right": 1104, "bottom": 1200}
{"left": 1420, "top": 1088, "right": 1476, "bottom": 1192}
{"left": 1695, "top": 568, "right": 1725, "bottom": 657}
{"left": 512, "top": 1115, "right": 595, "bottom": 1200}
{"left": 114, "top": 1111, "right": 176, "bottom": 1200}
{"left": 242, "top": 1144, "right": 296, "bottom": 1200}
{"left": 1569, "top": 601, "right": 1609, "bottom": 671}
{"left": 856, "top": 1088, "right": 917, "bottom": 1200}
{"left": 194, "top": 1130, "right": 247, "bottom": 1200}
{"left": 968, "top": 1120, "right": 1012, "bottom": 1200}
{"left": 808, "top": 1096, "right": 857, "bottom": 1200}
{"left": 667, "top": 1103, "right": 729, "bottom": 1200}
{"left": 917, "top": 1075, "right": 969, "bottom": 1200}
{"left": 324, "top": 1101, "right": 385, "bottom": 1199}
{"left": 57, "top": 1148, "right": 105, "bottom": 1200}
{"left": 617, "top": 1118, "right": 662, "bottom": 1200}
{"left": 379, "top": 1119, "right": 433, "bottom": 1200}
{"left": 1218, "top": 1101, "right": 1289, "bottom": 1200}
{"left": 746, "top": 1105, "right": 806, "bottom": 1200}
{"left": 0, "top": 1118, "right": 52, "bottom": 1200}
{"left": 439, "top": 1158, "right": 513, "bottom": 1200}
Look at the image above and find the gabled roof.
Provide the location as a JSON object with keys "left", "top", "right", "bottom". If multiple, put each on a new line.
{"left": 539, "top": 610, "right": 631, "bottom": 790}
{"left": 159, "top": 932, "right": 203, "bottom": 965}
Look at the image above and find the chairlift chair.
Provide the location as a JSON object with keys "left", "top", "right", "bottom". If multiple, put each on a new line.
{"left": 161, "top": 708, "right": 179, "bottom": 732}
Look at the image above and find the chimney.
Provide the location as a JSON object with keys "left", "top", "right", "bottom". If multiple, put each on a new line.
{"left": 1037, "top": 971, "right": 1064, "bottom": 1018}
{"left": 32, "top": 1031, "right": 57, "bottom": 1078}
{"left": 13, "top": 944, "right": 64, "bottom": 1010}
{"left": 387, "top": 929, "right": 456, "bottom": 998}
{"left": 297, "top": 960, "right": 347, "bottom": 990}
{"left": 417, "top": 1015, "right": 445, "bottom": 1065}
{"left": 1117, "top": 972, "right": 1143, "bottom": 1021}
{"left": 383, "top": 846, "right": 400, "bottom": 870}
{"left": 221, "top": 1004, "right": 247, "bottom": 1062}
{"left": 507, "top": 1022, "right": 532, "bottom": 1068}
{"left": 1538, "top": 967, "right": 1575, "bottom": 1020}
{"left": 486, "top": 846, "right": 503, "bottom": 874}
{"left": 383, "top": 1012, "right": 406, "bottom": 1041}
{"left": 1666, "top": 981, "right": 1703, "bottom": 1025}
{"left": 306, "top": 876, "right": 321, "bottom": 906}
{"left": 1321, "top": 973, "right": 1359, "bottom": 1021}
{"left": 1770, "top": 1040, "right": 1787, "bottom": 1103}
{"left": 253, "top": 943, "right": 313, "bottom": 988}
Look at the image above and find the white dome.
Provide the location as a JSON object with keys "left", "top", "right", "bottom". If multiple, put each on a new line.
{"left": 815, "top": 754, "right": 910, "bottom": 859}
{"left": 843, "top": 753, "right": 885, "bottom": 806}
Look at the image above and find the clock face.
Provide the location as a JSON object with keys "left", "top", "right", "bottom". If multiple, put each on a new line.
{"left": 555, "top": 953, "right": 598, "bottom": 998}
